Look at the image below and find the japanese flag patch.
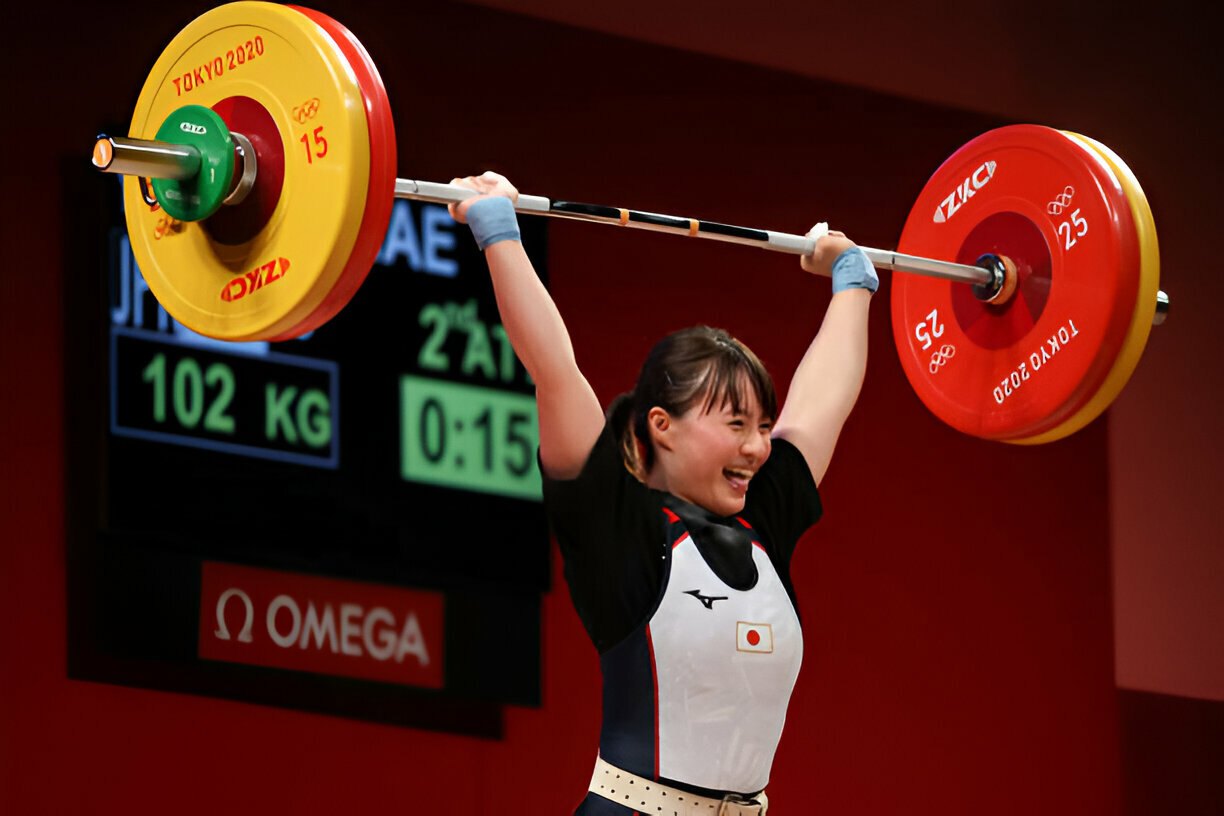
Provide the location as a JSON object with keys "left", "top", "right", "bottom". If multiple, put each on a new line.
{"left": 736, "top": 621, "right": 774, "bottom": 654}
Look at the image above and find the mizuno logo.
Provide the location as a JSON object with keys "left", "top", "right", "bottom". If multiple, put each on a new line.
{"left": 684, "top": 589, "right": 728, "bottom": 610}
{"left": 933, "top": 160, "right": 997, "bottom": 223}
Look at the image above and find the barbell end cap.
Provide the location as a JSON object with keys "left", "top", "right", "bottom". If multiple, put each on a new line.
{"left": 1154, "top": 290, "right": 1170, "bottom": 326}
{"left": 92, "top": 135, "right": 116, "bottom": 171}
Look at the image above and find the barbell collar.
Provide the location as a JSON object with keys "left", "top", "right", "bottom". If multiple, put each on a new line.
{"left": 222, "top": 132, "right": 258, "bottom": 207}
{"left": 93, "top": 134, "right": 200, "bottom": 181}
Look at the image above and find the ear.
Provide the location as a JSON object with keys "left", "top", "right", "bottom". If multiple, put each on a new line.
{"left": 646, "top": 406, "right": 673, "bottom": 450}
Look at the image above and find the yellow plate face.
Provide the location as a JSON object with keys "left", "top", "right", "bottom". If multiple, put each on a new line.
{"left": 124, "top": 1, "right": 370, "bottom": 341}
{"left": 1009, "top": 133, "right": 1160, "bottom": 444}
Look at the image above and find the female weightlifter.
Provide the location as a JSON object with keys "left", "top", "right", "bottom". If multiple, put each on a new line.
{"left": 450, "top": 171, "right": 874, "bottom": 815}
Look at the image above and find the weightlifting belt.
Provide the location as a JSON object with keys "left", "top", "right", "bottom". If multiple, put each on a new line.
{"left": 588, "top": 756, "right": 768, "bottom": 815}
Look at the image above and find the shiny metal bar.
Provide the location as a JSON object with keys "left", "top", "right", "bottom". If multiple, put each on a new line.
{"left": 93, "top": 134, "right": 200, "bottom": 180}
{"left": 395, "top": 177, "right": 995, "bottom": 287}
{"left": 395, "top": 178, "right": 552, "bottom": 213}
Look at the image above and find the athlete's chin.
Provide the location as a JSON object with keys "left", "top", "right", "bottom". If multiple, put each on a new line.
{"left": 709, "top": 492, "right": 747, "bottom": 517}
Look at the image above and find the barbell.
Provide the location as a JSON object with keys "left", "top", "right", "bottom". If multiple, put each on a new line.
{"left": 92, "top": 1, "right": 1168, "bottom": 444}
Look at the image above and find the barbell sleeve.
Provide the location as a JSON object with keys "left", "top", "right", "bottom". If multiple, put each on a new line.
{"left": 93, "top": 134, "right": 201, "bottom": 181}
{"left": 1154, "top": 290, "right": 1170, "bottom": 325}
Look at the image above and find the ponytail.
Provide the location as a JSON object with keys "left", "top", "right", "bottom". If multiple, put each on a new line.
{"left": 606, "top": 391, "right": 644, "bottom": 479}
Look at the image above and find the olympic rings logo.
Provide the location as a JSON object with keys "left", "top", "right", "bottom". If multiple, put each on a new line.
{"left": 1047, "top": 186, "right": 1075, "bottom": 216}
{"left": 293, "top": 98, "right": 321, "bottom": 124}
{"left": 929, "top": 343, "right": 956, "bottom": 374}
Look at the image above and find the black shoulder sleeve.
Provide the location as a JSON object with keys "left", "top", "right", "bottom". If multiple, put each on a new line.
{"left": 742, "top": 437, "right": 822, "bottom": 570}
{"left": 541, "top": 424, "right": 667, "bottom": 652}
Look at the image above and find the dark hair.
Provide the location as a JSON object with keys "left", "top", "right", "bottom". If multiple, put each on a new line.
{"left": 608, "top": 326, "right": 777, "bottom": 477}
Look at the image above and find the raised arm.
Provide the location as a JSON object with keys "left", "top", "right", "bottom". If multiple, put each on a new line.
{"left": 450, "top": 172, "right": 604, "bottom": 479}
{"left": 772, "top": 229, "right": 875, "bottom": 487}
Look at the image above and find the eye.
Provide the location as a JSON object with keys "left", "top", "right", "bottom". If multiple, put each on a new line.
{"left": 728, "top": 419, "right": 746, "bottom": 428}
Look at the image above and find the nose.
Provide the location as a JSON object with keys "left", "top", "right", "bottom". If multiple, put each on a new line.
{"left": 741, "top": 430, "right": 768, "bottom": 460}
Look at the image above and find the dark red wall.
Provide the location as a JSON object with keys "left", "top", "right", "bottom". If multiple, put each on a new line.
{"left": 2, "top": 2, "right": 1209, "bottom": 813}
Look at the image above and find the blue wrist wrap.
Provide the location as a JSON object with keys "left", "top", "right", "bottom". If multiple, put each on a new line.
{"left": 831, "top": 246, "right": 879, "bottom": 294}
{"left": 465, "top": 196, "right": 521, "bottom": 251}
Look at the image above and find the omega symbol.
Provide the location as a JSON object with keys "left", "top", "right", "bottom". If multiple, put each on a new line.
{"left": 214, "top": 587, "right": 255, "bottom": 643}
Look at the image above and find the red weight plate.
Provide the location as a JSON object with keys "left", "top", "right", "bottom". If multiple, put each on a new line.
{"left": 206, "top": 95, "right": 286, "bottom": 246}
{"left": 891, "top": 125, "right": 1140, "bottom": 441}
{"left": 1009, "top": 132, "right": 1161, "bottom": 445}
{"left": 268, "top": 5, "right": 398, "bottom": 341}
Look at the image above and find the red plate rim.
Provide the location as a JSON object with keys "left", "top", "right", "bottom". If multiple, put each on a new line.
{"left": 268, "top": 5, "right": 398, "bottom": 341}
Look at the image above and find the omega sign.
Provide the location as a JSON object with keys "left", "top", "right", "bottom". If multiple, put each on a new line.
{"left": 199, "top": 561, "right": 444, "bottom": 688}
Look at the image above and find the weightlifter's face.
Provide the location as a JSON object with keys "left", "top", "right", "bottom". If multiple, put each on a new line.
{"left": 649, "top": 387, "right": 772, "bottom": 516}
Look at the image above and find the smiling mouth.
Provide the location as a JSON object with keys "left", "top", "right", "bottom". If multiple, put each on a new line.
{"left": 723, "top": 468, "right": 754, "bottom": 490}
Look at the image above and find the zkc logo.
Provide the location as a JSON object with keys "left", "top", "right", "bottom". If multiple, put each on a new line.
{"left": 933, "top": 160, "right": 997, "bottom": 224}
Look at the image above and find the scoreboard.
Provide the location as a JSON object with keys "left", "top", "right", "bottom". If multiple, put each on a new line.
{"left": 66, "top": 173, "right": 550, "bottom": 736}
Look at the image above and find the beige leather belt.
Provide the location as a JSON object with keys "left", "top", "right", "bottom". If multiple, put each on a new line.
{"left": 588, "top": 756, "right": 768, "bottom": 815}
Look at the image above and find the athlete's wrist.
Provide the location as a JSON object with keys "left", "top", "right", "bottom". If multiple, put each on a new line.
{"left": 465, "top": 195, "right": 521, "bottom": 251}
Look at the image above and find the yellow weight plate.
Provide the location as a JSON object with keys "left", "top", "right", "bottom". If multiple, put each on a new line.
{"left": 124, "top": 1, "right": 370, "bottom": 341}
{"left": 1009, "top": 133, "right": 1160, "bottom": 444}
